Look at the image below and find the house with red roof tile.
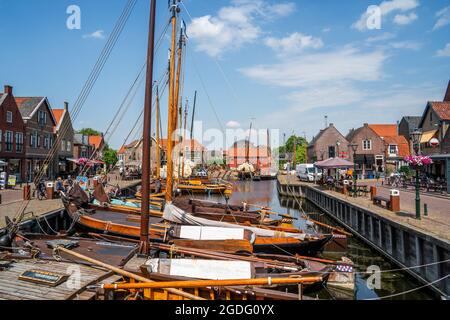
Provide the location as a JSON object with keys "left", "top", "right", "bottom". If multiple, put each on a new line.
{"left": 0, "top": 85, "right": 27, "bottom": 182}
{"left": 15, "top": 92, "right": 57, "bottom": 180}
{"left": 88, "top": 135, "right": 105, "bottom": 159}
{"left": 417, "top": 80, "right": 450, "bottom": 191}
{"left": 346, "top": 123, "right": 411, "bottom": 178}
{"left": 51, "top": 102, "right": 74, "bottom": 177}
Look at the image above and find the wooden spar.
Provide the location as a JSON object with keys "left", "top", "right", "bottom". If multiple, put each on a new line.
{"left": 139, "top": 0, "right": 157, "bottom": 254}
{"left": 234, "top": 138, "right": 238, "bottom": 168}
{"left": 55, "top": 247, "right": 204, "bottom": 300}
{"left": 155, "top": 85, "right": 161, "bottom": 179}
{"left": 246, "top": 121, "right": 252, "bottom": 163}
{"left": 165, "top": 2, "right": 178, "bottom": 203}
{"left": 174, "top": 30, "right": 184, "bottom": 180}
{"left": 190, "top": 91, "right": 197, "bottom": 162}
{"left": 181, "top": 99, "right": 188, "bottom": 177}
{"left": 100, "top": 276, "right": 322, "bottom": 290}
{"left": 267, "top": 129, "right": 271, "bottom": 170}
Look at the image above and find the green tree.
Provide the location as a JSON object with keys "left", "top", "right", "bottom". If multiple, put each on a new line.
{"left": 102, "top": 146, "right": 118, "bottom": 167}
{"left": 78, "top": 128, "right": 101, "bottom": 136}
{"left": 277, "top": 135, "right": 308, "bottom": 169}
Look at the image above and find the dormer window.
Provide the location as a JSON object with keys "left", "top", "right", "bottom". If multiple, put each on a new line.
{"left": 389, "top": 145, "right": 398, "bottom": 155}
{"left": 6, "top": 111, "right": 12, "bottom": 123}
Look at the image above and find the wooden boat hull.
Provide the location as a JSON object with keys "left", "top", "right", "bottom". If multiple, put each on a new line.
{"left": 253, "top": 235, "right": 333, "bottom": 256}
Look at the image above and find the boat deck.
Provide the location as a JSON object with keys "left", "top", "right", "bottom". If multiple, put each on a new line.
{"left": 0, "top": 259, "right": 121, "bottom": 300}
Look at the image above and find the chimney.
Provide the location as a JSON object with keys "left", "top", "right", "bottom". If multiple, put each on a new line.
{"left": 363, "top": 123, "right": 369, "bottom": 127}
{"left": 64, "top": 101, "right": 69, "bottom": 111}
{"left": 329, "top": 123, "right": 334, "bottom": 127}
{"left": 4, "top": 85, "right": 13, "bottom": 95}
{"left": 444, "top": 80, "right": 450, "bottom": 102}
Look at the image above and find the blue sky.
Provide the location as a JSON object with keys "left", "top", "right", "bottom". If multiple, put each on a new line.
{"left": 0, "top": 0, "right": 449, "bottom": 150}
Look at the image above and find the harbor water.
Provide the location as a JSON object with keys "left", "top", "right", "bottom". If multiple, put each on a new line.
{"left": 189, "top": 179, "right": 439, "bottom": 300}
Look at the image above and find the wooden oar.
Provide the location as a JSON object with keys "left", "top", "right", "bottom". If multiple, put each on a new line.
{"left": 96, "top": 276, "right": 323, "bottom": 290}
{"left": 55, "top": 246, "right": 204, "bottom": 300}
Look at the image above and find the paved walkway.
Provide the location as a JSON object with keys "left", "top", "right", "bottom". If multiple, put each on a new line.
{"left": 278, "top": 174, "right": 450, "bottom": 241}
{"left": 0, "top": 199, "right": 63, "bottom": 228}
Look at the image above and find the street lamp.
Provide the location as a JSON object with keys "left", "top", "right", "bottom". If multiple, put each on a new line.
{"left": 410, "top": 129, "right": 423, "bottom": 220}
{"left": 349, "top": 143, "right": 358, "bottom": 196}
{"left": 336, "top": 141, "right": 341, "bottom": 158}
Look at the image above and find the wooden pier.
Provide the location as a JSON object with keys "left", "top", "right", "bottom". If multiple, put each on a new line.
{"left": 277, "top": 175, "right": 450, "bottom": 297}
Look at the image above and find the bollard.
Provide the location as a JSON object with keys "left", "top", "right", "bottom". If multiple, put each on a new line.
{"left": 424, "top": 203, "right": 428, "bottom": 216}
{"left": 93, "top": 177, "right": 99, "bottom": 188}
{"left": 343, "top": 180, "right": 350, "bottom": 196}
{"left": 370, "top": 186, "right": 377, "bottom": 200}
{"left": 23, "top": 185, "right": 31, "bottom": 200}
{"left": 390, "top": 189, "right": 400, "bottom": 212}
{"left": 46, "top": 182, "right": 55, "bottom": 200}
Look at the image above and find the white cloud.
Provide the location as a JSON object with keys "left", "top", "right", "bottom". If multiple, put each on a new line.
{"left": 264, "top": 32, "right": 323, "bottom": 56}
{"left": 390, "top": 40, "right": 422, "bottom": 50}
{"left": 366, "top": 32, "right": 396, "bottom": 43}
{"left": 436, "top": 43, "right": 450, "bottom": 57}
{"left": 433, "top": 6, "right": 450, "bottom": 30}
{"left": 322, "top": 28, "right": 331, "bottom": 33}
{"left": 82, "top": 30, "right": 105, "bottom": 39}
{"left": 393, "top": 12, "right": 418, "bottom": 25}
{"left": 240, "top": 48, "right": 387, "bottom": 87}
{"left": 188, "top": 0, "right": 295, "bottom": 57}
{"left": 226, "top": 120, "right": 241, "bottom": 128}
{"left": 352, "top": 0, "right": 419, "bottom": 31}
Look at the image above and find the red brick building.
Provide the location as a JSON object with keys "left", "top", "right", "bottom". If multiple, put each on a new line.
{"left": 0, "top": 85, "right": 26, "bottom": 181}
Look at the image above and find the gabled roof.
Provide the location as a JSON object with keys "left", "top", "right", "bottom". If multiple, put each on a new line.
{"left": 308, "top": 124, "right": 347, "bottom": 148}
{"left": 368, "top": 124, "right": 397, "bottom": 137}
{"left": 444, "top": 80, "right": 450, "bottom": 102}
{"left": 400, "top": 116, "right": 421, "bottom": 130}
{"left": 15, "top": 96, "right": 57, "bottom": 125}
{"left": 88, "top": 135, "right": 104, "bottom": 149}
{"left": 51, "top": 109, "right": 65, "bottom": 126}
{"left": 429, "top": 102, "right": 450, "bottom": 121}
{"left": 160, "top": 138, "right": 205, "bottom": 151}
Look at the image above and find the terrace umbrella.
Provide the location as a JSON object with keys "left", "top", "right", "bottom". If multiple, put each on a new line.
{"left": 315, "top": 158, "right": 355, "bottom": 182}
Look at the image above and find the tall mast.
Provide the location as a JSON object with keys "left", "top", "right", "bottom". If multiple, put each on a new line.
{"left": 267, "top": 129, "right": 271, "bottom": 170}
{"left": 155, "top": 85, "right": 161, "bottom": 178}
{"left": 139, "top": 0, "right": 157, "bottom": 255}
{"left": 292, "top": 132, "right": 297, "bottom": 169}
{"left": 246, "top": 121, "right": 253, "bottom": 163}
{"left": 182, "top": 99, "right": 188, "bottom": 178}
{"left": 174, "top": 27, "right": 184, "bottom": 179}
{"left": 190, "top": 91, "right": 197, "bottom": 162}
{"left": 165, "top": 0, "right": 178, "bottom": 203}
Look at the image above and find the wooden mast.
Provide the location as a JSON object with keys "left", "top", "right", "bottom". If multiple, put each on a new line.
{"left": 190, "top": 91, "right": 197, "bottom": 162}
{"left": 174, "top": 28, "right": 184, "bottom": 180}
{"left": 182, "top": 99, "right": 188, "bottom": 178}
{"left": 165, "top": 0, "right": 178, "bottom": 203}
{"left": 155, "top": 85, "right": 161, "bottom": 178}
{"left": 139, "top": 0, "right": 157, "bottom": 254}
{"left": 246, "top": 121, "right": 252, "bottom": 163}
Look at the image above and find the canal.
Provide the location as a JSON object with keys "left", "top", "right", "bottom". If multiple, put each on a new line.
{"left": 193, "top": 179, "right": 439, "bottom": 300}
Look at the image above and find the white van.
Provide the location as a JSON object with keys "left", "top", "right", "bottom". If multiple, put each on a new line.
{"left": 296, "top": 164, "right": 321, "bottom": 182}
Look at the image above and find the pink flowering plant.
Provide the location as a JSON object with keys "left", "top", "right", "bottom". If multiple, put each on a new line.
{"left": 77, "top": 157, "right": 89, "bottom": 165}
{"left": 404, "top": 155, "right": 433, "bottom": 167}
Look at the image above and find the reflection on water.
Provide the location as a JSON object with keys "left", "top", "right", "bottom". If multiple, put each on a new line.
{"left": 190, "top": 179, "right": 438, "bottom": 300}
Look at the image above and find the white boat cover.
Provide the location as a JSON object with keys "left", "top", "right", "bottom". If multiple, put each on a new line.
{"left": 179, "top": 226, "right": 247, "bottom": 241}
{"left": 163, "top": 204, "right": 306, "bottom": 240}
{"left": 146, "top": 258, "right": 253, "bottom": 280}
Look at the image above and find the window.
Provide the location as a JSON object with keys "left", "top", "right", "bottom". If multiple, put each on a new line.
{"left": 44, "top": 135, "right": 50, "bottom": 149}
{"left": 389, "top": 145, "right": 398, "bottom": 155}
{"left": 38, "top": 110, "right": 47, "bottom": 126}
{"left": 66, "top": 140, "right": 71, "bottom": 152}
{"left": 15, "top": 133, "right": 23, "bottom": 152}
{"left": 328, "top": 146, "right": 336, "bottom": 158}
{"left": 5, "top": 131, "right": 13, "bottom": 152}
{"left": 6, "top": 111, "right": 12, "bottom": 123}
{"left": 61, "top": 140, "right": 66, "bottom": 151}
{"left": 37, "top": 134, "right": 40, "bottom": 147}
{"left": 362, "top": 140, "right": 372, "bottom": 151}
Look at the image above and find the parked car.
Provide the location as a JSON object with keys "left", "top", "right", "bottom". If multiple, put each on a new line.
{"left": 296, "top": 164, "right": 321, "bottom": 182}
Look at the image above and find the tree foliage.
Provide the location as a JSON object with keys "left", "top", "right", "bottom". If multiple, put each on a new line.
{"left": 103, "top": 146, "right": 118, "bottom": 167}
{"left": 276, "top": 135, "right": 308, "bottom": 169}
{"left": 78, "top": 128, "right": 101, "bottom": 136}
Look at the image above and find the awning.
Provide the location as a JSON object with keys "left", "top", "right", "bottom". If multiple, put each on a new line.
{"left": 354, "top": 154, "right": 375, "bottom": 164}
{"left": 0, "top": 160, "right": 7, "bottom": 166}
{"left": 420, "top": 130, "right": 438, "bottom": 143}
{"left": 315, "top": 157, "right": 354, "bottom": 169}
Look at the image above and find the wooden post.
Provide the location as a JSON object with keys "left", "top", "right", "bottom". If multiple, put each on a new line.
{"left": 390, "top": 189, "right": 400, "bottom": 212}
{"left": 370, "top": 186, "right": 377, "bottom": 200}
{"left": 23, "top": 185, "right": 31, "bottom": 200}
{"left": 155, "top": 86, "right": 161, "bottom": 179}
